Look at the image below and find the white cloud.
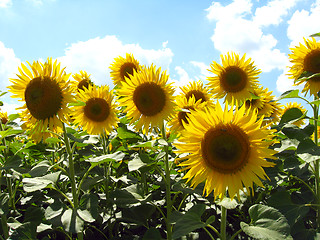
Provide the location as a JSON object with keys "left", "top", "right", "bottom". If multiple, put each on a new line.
{"left": 169, "top": 66, "right": 195, "bottom": 95}
{"left": 0, "top": 0, "right": 12, "bottom": 8}
{"left": 206, "top": 0, "right": 295, "bottom": 73}
{"left": 190, "top": 61, "right": 210, "bottom": 80}
{"left": 287, "top": 0, "right": 320, "bottom": 46}
{"left": 0, "top": 41, "right": 21, "bottom": 91}
{"left": 253, "top": 0, "right": 301, "bottom": 27}
{"left": 58, "top": 35, "right": 174, "bottom": 87}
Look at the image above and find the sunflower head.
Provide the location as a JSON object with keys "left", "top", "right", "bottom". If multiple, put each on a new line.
{"left": 207, "top": 52, "right": 261, "bottom": 104}
{"left": 8, "top": 58, "right": 74, "bottom": 142}
{"left": 169, "top": 95, "right": 207, "bottom": 134}
{"left": 110, "top": 53, "right": 141, "bottom": 86}
{"left": 174, "top": 101, "right": 276, "bottom": 199}
{"left": 180, "top": 80, "right": 215, "bottom": 108}
{"left": 117, "top": 64, "right": 176, "bottom": 134}
{"left": 289, "top": 37, "right": 320, "bottom": 97}
{"left": 281, "top": 102, "right": 306, "bottom": 127}
{"left": 245, "top": 86, "right": 274, "bottom": 117}
{"left": 71, "top": 70, "right": 94, "bottom": 92}
{"left": 71, "top": 85, "right": 118, "bottom": 135}
{"left": 0, "top": 111, "right": 8, "bottom": 124}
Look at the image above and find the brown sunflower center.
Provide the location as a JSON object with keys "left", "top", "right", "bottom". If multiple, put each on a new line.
{"left": 178, "top": 107, "right": 194, "bottom": 127}
{"left": 25, "top": 76, "right": 63, "bottom": 120}
{"left": 84, "top": 98, "right": 110, "bottom": 122}
{"left": 133, "top": 83, "right": 166, "bottom": 116}
{"left": 120, "top": 62, "right": 138, "bottom": 81}
{"left": 185, "top": 90, "right": 206, "bottom": 103}
{"left": 304, "top": 49, "right": 320, "bottom": 73}
{"left": 77, "top": 79, "right": 90, "bottom": 91}
{"left": 220, "top": 66, "right": 247, "bottom": 92}
{"left": 201, "top": 124, "right": 250, "bottom": 174}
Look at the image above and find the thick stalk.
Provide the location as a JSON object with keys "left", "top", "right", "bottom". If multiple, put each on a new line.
{"left": 62, "top": 123, "right": 78, "bottom": 208}
{"left": 313, "top": 103, "right": 320, "bottom": 229}
{"left": 161, "top": 123, "right": 172, "bottom": 240}
{"left": 220, "top": 206, "right": 227, "bottom": 240}
{"left": 1, "top": 215, "right": 9, "bottom": 239}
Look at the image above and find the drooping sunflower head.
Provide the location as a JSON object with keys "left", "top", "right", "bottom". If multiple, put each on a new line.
{"left": 180, "top": 80, "right": 215, "bottom": 108}
{"left": 0, "top": 111, "right": 8, "bottom": 124}
{"left": 174, "top": 101, "right": 276, "bottom": 199}
{"left": 207, "top": 52, "right": 261, "bottom": 104}
{"left": 110, "top": 53, "right": 141, "bottom": 86}
{"left": 245, "top": 86, "right": 274, "bottom": 117}
{"left": 169, "top": 95, "right": 207, "bottom": 134}
{"left": 262, "top": 99, "right": 283, "bottom": 126}
{"left": 8, "top": 58, "right": 74, "bottom": 142}
{"left": 71, "top": 70, "right": 94, "bottom": 92}
{"left": 288, "top": 37, "right": 320, "bottom": 97}
{"left": 117, "top": 64, "right": 176, "bottom": 134}
{"left": 71, "top": 85, "right": 118, "bottom": 135}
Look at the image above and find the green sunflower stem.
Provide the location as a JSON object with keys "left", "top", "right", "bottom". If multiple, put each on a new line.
{"left": 220, "top": 205, "right": 227, "bottom": 240}
{"left": 62, "top": 123, "right": 79, "bottom": 209}
{"left": 312, "top": 101, "right": 320, "bottom": 230}
{"left": 161, "top": 123, "right": 172, "bottom": 240}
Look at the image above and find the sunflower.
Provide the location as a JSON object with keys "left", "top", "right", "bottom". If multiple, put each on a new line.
{"left": 282, "top": 102, "right": 306, "bottom": 127}
{"left": 288, "top": 37, "right": 320, "bottom": 97}
{"left": 245, "top": 86, "right": 274, "bottom": 117}
{"left": 117, "top": 64, "right": 176, "bottom": 134}
{"left": 8, "top": 58, "right": 73, "bottom": 142}
{"left": 169, "top": 95, "right": 207, "bottom": 134}
{"left": 207, "top": 52, "right": 261, "bottom": 104}
{"left": 174, "top": 101, "right": 275, "bottom": 199}
{"left": 0, "top": 111, "right": 8, "bottom": 124}
{"left": 71, "top": 70, "right": 94, "bottom": 92}
{"left": 180, "top": 80, "right": 215, "bottom": 108}
{"left": 110, "top": 53, "right": 141, "bottom": 86}
{"left": 71, "top": 85, "right": 118, "bottom": 135}
{"left": 264, "top": 99, "right": 283, "bottom": 126}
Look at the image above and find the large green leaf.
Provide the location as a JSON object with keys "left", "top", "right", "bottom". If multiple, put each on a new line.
{"left": 278, "top": 90, "right": 300, "bottom": 100}
{"left": 143, "top": 228, "right": 162, "bottom": 240}
{"left": 121, "top": 203, "right": 156, "bottom": 226}
{"left": 172, "top": 204, "right": 207, "bottom": 239}
{"left": 86, "top": 151, "right": 125, "bottom": 167}
{"left": 61, "top": 209, "right": 84, "bottom": 233}
{"left": 128, "top": 154, "right": 147, "bottom": 172}
{"left": 279, "top": 108, "right": 305, "bottom": 125}
{"left": 22, "top": 172, "right": 61, "bottom": 192}
{"left": 0, "top": 193, "right": 9, "bottom": 215}
{"left": 28, "top": 160, "right": 50, "bottom": 177}
{"left": 117, "top": 125, "right": 142, "bottom": 140}
{"left": 8, "top": 222, "right": 37, "bottom": 240}
{"left": 267, "top": 191, "right": 309, "bottom": 227}
{"left": 240, "top": 204, "right": 292, "bottom": 240}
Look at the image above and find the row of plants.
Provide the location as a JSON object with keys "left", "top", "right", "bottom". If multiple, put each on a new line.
{"left": 0, "top": 34, "right": 320, "bottom": 239}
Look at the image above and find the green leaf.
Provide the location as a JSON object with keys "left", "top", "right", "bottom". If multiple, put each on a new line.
{"left": 44, "top": 199, "right": 64, "bottom": 221}
{"left": 0, "top": 128, "right": 24, "bottom": 138}
{"left": 297, "top": 138, "right": 320, "bottom": 163}
{"left": 28, "top": 160, "right": 50, "bottom": 177}
{"left": 278, "top": 90, "right": 300, "bottom": 100}
{"left": 86, "top": 151, "right": 125, "bottom": 167}
{"left": 121, "top": 204, "right": 156, "bottom": 225}
{"left": 310, "top": 32, "right": 320, "bottom": 37}
{"left": 172, "top": 204, "right": 207, "bottom": 239}
{"left": 279, "top": 108, "right": 305, "bottom": 125}
{"left": 8, "top": 222, "right": 37, "bottom": 240}
{"left": 22, "top": 172, "right": 61, "bottom": 192}
{"left": 0, "top": 193, "right": 9, "bottom": 215}
{"left": 24, "top": 206, "right": 44, "bottom": 225}
{"left": 1, "top": 154, "right": 22, "bottom": 171}
{"left": 45, "top": 137, "right": 62, "bottom": 144}
{"left": 8, "top": 114, "right": 20, "bottom": 122}
{"left": 128, "top": 154, "right": 147, "bottom": 172}
{"left": 79, "top": 193, "right": 99, "bottom": 221}
{"left": 61, "top": 209, "right": 84, "bottom": 233}
{"left": 143, "top": 228, "right": 162, "bottom": 240}
{"left": 274, "top": 139, "right": 299, "bottom": 152}
{"left": 117, "top": 126, "right": 142, "bottom": 140}
{"left": 240, "top": 204, "right": 292, "bottom": 240}
{"left": 267, "top": 191, "right": 309, "bottom": 227}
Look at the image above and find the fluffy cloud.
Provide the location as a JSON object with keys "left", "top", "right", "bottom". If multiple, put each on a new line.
{"left": 0, "top": 41, "right": 21, "bottom": 91}
{"left": 0, "top": 0, "right": 11, "bottom": 8}
{"left": 206, "top": 0, "right": 295, "bottom": 73}
{"left": 287, "top": 0, "right": 320, "bottom": 45}
{"left": 58, "top": 35, "right": 174, "bottom": 87}
{"left": 169, "top": 66, "right": 195, "bottom": 95}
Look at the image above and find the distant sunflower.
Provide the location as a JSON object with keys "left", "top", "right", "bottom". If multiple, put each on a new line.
{"left": 263, "top": 99, "right": 283, "bottom": 126}
{"left": 110, "top": 53, "right": 141, "bottom": 86}
{"left": 207, "top": 52, "right": 261, "bottom": 104}
{"left": 245, "top": 86, "right": 274, "bottom": 117}
{"left": 8, "top": 58, "right": 73, "bottom": 142}
{"left": 169, "top": 95, "right": 207, "bottom": 134}
{"left": 117, "top": 64, "right": 176, "bottom": 133}
{"left": 0, "top": 111, "right": 8, "bottom": 124}
{"left": 72, "top": 85, "right": 118, "bottom": 135}
{"left": 282, "top": 102, "right": 306, "bottom": 127}
{"left": 289, "top": 37, "right": 320, "bottom": 97}
{"left": 180, "top": 80, "right": 215, "bottom": 108}
{"left": 71, "top": 70, "right": 94, "bottom": 92}
{"left": 174, "top": 101, "right": 275, "bottom": 199}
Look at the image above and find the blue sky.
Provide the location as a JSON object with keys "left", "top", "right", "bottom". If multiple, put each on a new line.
{"left": 0, "top": 0, "right": 320, "bottom": 114}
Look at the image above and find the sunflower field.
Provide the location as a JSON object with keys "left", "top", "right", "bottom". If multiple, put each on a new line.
{"left": 0, "top": 35, "right": 320, "bottom": 240}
